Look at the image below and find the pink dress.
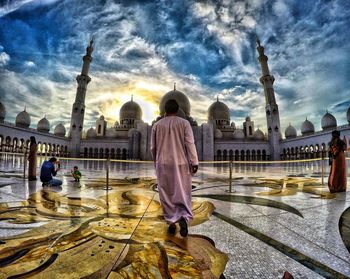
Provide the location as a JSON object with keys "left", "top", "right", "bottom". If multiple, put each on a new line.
{"left": 328, "top": 139, "right": 347, "bottom": 193}
{"left": 28, "top": 143, "right": 38, "bottom": 180}
{"left": 151, "top": 116, "right": 198, "bottom": 224}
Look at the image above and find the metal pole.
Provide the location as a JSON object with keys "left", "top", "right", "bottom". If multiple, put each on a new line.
{"left": 103, "top": 156, "right": 112, "bottom": 190}
{"left": 226, "top": 160, "right": 235, "bottom": 193}
{"left": 321, "top": 152, "right": 325, "bottom": 186}
{"left": 229, "top": 160, "right": 232, "bottom": 192}
{"left": 23, "top": 151, "right": 27, "bottom": 179}
{"left": 106, "top": 156, "right": 109, "bottom": 188}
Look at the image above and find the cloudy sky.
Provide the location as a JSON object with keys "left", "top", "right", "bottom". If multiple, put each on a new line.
{"left": 0, "top": 0, "right": 349, "bottom": 135}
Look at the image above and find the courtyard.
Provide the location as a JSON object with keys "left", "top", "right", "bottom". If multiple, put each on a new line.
{"left": 0, "top": 154, "right": 349, "bottom": 278}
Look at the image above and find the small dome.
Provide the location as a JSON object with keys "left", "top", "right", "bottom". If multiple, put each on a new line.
{"left": 347, "top": 107, "right": 350, "bottom": 124}
{"left": 301, "top": 118, "right": 315, "bottom": 135}
{"left": 233, "top": 129, "right": 245, "bottom": 140}
{"left": 15, "top": 109, "right": 31, "bottom": 128}
{"left": 245, "top": 116, "right": 251, "bottom": 122}
{"left": 120, "top": 100, "right": 142, "bottom": 121}
{"left": 321, "top": 111, "right": 337, "bottom": 130}
{"left": 86, "top": 127, "right": 97, "bottom": 139}
{"left": 106, "top": 127, "right": 117, "bottom": 138}
{"left": 99, "top": 115, "right": 105, "bottom": 121}
{"left": 208, "top": 99, "right": 230, "bottom": 122}
{"left": 214, "top": 129, "right": 223, "bottom": 139}
{"left": 37, "top": 117, "right": 50, "bottom": 133}
{"left": 159, "top": 87, "right": 191, "bottom": 117}
{"left": 231, "top": 122, "right": 235, "bottom": 127}
{"left": 0, "top": 101, "right": 6, "bottom": 122}
{"left": 54, "top": 123, "right": 66, "bottom": 136}
{"left": 253, "top": 128, "right": 264, "bottom": 140}
{"left": 285, "top": 124, "right": 297, "bottom": 139}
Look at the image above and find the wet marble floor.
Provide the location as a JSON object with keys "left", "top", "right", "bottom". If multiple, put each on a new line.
{"left": 0, "top": 155, "right": 349, "bottom": 278}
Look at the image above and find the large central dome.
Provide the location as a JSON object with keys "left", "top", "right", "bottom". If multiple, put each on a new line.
{"left": 159, "top": 87, "right": 191, "bottom": 116}
{"left": 208, "top": 99, "right": 230, "bottom": 122}
{"left": 120, "top": 99, "right": 142, "bottom": 121}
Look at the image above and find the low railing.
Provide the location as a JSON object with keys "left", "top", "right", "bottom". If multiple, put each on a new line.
{"left": 1, "top": 151, "right": 349, "bottom": 194}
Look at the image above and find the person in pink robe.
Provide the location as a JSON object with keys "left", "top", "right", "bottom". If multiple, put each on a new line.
{"left": 28, "top": 136, "right": 38, "bottom": 181}
{"left": 328, "top": 130, "right": 347, "bottom": 193}
{"left": 151, "top": 99, "right": 199, "bottom": 237}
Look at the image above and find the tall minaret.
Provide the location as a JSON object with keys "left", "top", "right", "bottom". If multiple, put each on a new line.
{"left": 256, "top": 38, "right": 281, "bottom": 160}
{"left": 69, "top": 39, "right": 94, "bottom": 157}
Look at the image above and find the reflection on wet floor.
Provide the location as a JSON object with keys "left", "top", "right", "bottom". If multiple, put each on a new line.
{"left": 254, "top": 177, "right": 337, "bottom": 199}
{"left": 0, "top": 178, "right": 227, "bottom": 278}
{"left": 193, "top": 194, "right": 303, "bottom": 217}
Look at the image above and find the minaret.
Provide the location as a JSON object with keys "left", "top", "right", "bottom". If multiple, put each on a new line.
{"left": 256, "top": 38, "right": 281, "bottom": 160}
{"left": 69, "top": 39, "right": 94, "bottom": 157}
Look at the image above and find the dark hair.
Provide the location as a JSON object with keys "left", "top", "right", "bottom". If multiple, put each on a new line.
{"left": 165, "top": 99, "right": 179, "bottom": 114}
{"left": 49, "top": 157, "right": 57, "bottom": 162}
{"left": 30, "top": 136, "right": 36, "bottom": 144}
{"left": 74, "top": 166, "right": 78, "bottom": 169}
{"left": 331, "top": 130, "right": 340, "bottom": 138}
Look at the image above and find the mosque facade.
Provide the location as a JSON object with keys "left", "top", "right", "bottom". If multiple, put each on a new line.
{"left": 0, "top": 40, "right": 349, "bottom": 161}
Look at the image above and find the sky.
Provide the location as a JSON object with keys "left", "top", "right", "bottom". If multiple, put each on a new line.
{"left": 0, "top": 0, "right": 350, "bottom": 136}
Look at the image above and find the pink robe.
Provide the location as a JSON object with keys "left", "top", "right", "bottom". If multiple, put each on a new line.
{"left": 151, "top": 116, "right": 198, "bottom": 224}
{"left": 28, "top": 143, "right": 38, "bottom": 180}
{"left": 328, "top": 139, "right": 347, "bottom": 193}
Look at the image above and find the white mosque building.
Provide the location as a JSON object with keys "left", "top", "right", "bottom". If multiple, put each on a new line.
{"left": 0, "top": 40, "right": 349, "bottom": 161}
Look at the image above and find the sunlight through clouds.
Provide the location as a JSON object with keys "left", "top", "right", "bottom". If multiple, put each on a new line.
{"left": 0, "top": 0, "right": 349, "bottom": 135}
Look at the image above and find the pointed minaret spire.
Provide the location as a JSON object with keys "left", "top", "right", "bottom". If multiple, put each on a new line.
{"left": 86, "top": 38, "right": 94, "bottom": 56}
{"left": 256, "top": 37, "right": 266, "bottom": 58}
{"left": 217, "top": 95, "right": 219, "bottom": 102}
{"left": 24, "top": 106, "right": 26, "bottom": 112}
{"left": 81, "top": 39, "right": 94, "bottom": 76}
{"left": 257, "top": 39, "right": 270, "bottom": 77}
{"left": 174, "top": 82, "right": 176, "bottom": 90}
{"left": 131, "top": 95, "right": 133, "bottom": 101}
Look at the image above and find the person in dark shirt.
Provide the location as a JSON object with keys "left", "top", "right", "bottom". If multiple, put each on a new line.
{"left": 40, "top": 157, "right": 62, "bottom": 186}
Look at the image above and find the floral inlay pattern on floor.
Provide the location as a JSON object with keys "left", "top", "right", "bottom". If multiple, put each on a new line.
{"left": 0, "top": 178, "right": 228, "bottom": 278}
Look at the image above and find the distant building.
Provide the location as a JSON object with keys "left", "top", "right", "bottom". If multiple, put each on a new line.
{"left": 0, "top": 40, "right": 349, "bottom": 161}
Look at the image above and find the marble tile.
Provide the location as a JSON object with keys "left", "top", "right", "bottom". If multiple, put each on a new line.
{"left": 234, "top": 215, "right": 350, "bottom": 276}
{"left": 190, "top": 217, "right": 324, "bottom": 279}
{"left": 0, "top": 159, "right": 349, "bottom": 278}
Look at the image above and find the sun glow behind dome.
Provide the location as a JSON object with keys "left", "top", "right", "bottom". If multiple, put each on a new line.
{"left": 98, "top": 83, "right": 162, "bottom": 125}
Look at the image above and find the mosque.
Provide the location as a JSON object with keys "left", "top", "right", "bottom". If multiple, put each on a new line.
{"left": 0, "top": 40, "right": 349, "bottom": 161}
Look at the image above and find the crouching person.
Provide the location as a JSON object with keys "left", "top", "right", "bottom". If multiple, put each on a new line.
{"left": 40, "top": 157, "right": 62, "bottom": 186}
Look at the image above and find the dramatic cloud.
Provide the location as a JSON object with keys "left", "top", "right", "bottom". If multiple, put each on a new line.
{"left": 0, "top": 0, "right": 349, "bottom": 136}
{"left": 0, "top": 45, "right": 10, "bottom": 67}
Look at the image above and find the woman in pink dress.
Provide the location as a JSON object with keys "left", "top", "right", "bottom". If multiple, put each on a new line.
{"left": 328, "top": 130, "right": 347, "bottom": 193}
{"left": 28, "top": 136, "right": 38, "bottom": 181}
